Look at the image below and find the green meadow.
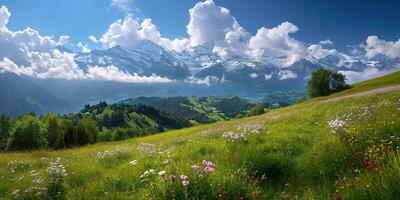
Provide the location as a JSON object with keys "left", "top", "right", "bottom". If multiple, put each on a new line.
{"left": 1, "top": 71, "right": 400, "bottom": 199}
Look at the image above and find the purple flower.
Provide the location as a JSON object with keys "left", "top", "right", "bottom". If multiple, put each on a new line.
{"left": 180, "top": 175, "right": 188, "bottom": 181}
{"left": 204, "top": 166, "right": 215, "bottom": 173}
{"left": 206, "top": 161, "right": 215, "bottom": 167}
{"left": 202, "top": 160, "right": 208, "bottom": 165}
{"left": 182, "top": 180, "right": 190, "bottom": 187}
{"left": 191, "top": 164, "right": 200, "bottom": 170}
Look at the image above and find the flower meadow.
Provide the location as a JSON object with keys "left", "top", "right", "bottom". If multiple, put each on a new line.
{"left": 1, "top": 77, "right": 400, "bottom": 199}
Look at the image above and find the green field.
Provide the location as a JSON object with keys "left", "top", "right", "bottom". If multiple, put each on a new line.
{"left": 1, "top": 71, "right": 400, "bottom": 199}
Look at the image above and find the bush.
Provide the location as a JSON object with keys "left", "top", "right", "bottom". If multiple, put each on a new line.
{"left": 307, "top": 68, "right": 349, "bottom": 98}
{"left": 6, "top": 115, "right": 47, "bottom": 150}
{"left": 112, "top": 128, "right": 129, "bottom": 141}
{"left": 247, "top": 105, "right": 265, "bottom": 116}
{"left": 98, "top": 129, "right": 113, "bottom": 142}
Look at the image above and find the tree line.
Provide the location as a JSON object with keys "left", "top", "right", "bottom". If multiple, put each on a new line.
{"left": 0, "top": 113, "right": 97, "bottom": 151}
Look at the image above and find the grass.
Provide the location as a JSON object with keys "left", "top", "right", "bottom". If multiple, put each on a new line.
{"left": 1, "top": 71, "right": 400, "bottom": 199}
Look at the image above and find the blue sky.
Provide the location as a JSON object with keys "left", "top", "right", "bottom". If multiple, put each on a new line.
{"left": 2, "top": 0, "right": 399, "bottom": 52}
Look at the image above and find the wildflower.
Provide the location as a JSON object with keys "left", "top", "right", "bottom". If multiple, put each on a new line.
{"left": 202, "top": 160, "right": 208, "bottom": 165}
{"left": 336, "top": 194, "right": 343, "bottom": 200}
{"left": 32, "top": 177, "right": 45, "bottom": 184}
{"left": 328, "top": 119, "right": 346, "bottom": 129}
{"left": 158, "top": 170, "right": 166, "bottom": 176}
{"left": 129, "top": 160, "right": 137, "bottom": 165}
{"left": 206, "top": 161, "right": 215, "bottom": 167}
{"left": 204, "top": 166, "right": 215, "bottom": 173}
{"left": 149, "top": 197, "right": 154, "bottom": 200}
{"left": 180, "top": 175, "right": 188, "bottom": 181}
{"left": 182, "top": 180, "right": 190, "bottom": 188}
{"left": 191, "top": 164, "right": 200, "bottom": 170}
{"left": 198, "top": 174, "right": 204, "bottom": 179}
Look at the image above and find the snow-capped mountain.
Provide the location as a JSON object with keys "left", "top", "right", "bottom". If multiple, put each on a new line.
{"left": 75, "top": 40, "right": 190, "bottom": 79}
{"left": 74, "top": 39, "right": 400, "bottom": 87}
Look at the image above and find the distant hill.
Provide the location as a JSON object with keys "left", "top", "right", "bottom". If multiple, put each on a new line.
{"left": 0, "top": 72, "right": 71, "bottom": 117}
{"left": 66, "top": 102, "right": 192, "bottom": 134}
{"left": 119, "top": 96, "right": 256, "bottom": 123}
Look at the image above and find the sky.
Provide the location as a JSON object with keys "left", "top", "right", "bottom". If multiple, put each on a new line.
{"left": 0, "top": 0, "right": 399, "bottom": 83}
{"left": 2, "top": 0, "right": 399, "bottom": 52}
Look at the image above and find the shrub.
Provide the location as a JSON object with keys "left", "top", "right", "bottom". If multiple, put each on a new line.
{"left": 307, "top": 68, "right": 349, "bottom": 97}
{"left": 6, "top": 115, "right": 47, "bottom": 150}
{"left": 247, "top": 105, "right": 265, "bottom": 117}
{"left": 98, "top": 129, "right": 113, "bottom": 142}
{"left": 112, "top": 128, "right": 129, "bottom": 141}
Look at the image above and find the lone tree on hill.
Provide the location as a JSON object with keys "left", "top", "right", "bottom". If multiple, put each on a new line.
{"left": 307, "top": 68, "right": 349, "bottom": 98}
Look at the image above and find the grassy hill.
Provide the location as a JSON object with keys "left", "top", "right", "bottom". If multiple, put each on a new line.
{"left": 120, "top": 96, "right": 256, "bottom": 123}
{"left": 1, "top": 71, "right": 400, "bottom": 199}
{"left": 69, "top": 102, "right": 192, "bottom": 135}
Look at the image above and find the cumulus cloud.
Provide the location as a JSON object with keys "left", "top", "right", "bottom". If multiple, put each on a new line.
{"left": 0, "top": 50, "right": 85, "bottom": 80}
{"left": 57, "top": 35, "right": 69, "bottom": 46}
{"left": 86, "top": 65, "right": 173, "bottom": 83}
{"left": 187, "top": 0, "right": 237, "bottom": 47}
{"left": 77, "top": 42, "right": 91, "bottom": 53}
{"left": 248, "top": 22, "right": 307, "bottom": 66}
{"left": 0, "top": 6, "right": 174, "bottom": 84}
{"left": 89, "top": 35, "right": 99, "bottom": 43}
{"left": 0, "top": 6, "right": 10, "bottom": 29}
{"left": 100, "top": 17, "right": 189, "bottom": 52}
{"left": 307, "top": 44, "right": 337, "bottom": 59}
{"left": 364, "top": 36, "right": 400, "bottom": 59}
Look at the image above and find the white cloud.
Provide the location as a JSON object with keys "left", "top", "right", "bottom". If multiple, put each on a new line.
{"left": 184, "top": 75, "right": 219, "bottom": 86}
{"left": 100, "top": 17, "right": 142, "bottom": 48}
{"left": 100, "top": 17, "right": 189, "bottom": 52}
{"left": 111, "top": 0, "right": 132, "bottom": 14}
{"left": 0, "top": 6, "right": 173, "bottom": 84}
{"left": 319, "top": 39, "right": 333, "bottom": 45}
{"left": 212, "top": 21, "right": 250, "bottom": 59}
{"left": 77, "top": 42, "right": 91, "bottom": 53}
{"left": 249, "top": 73, "right": 258, "bottom": 78}
{"left": 264, "top": 74, "right": 272, "bottom": 80}
{"left": 339, "top": 67, "right": 400, "bottom": 83}
{"left": 364, "top": 36, "right": 400, "bottom": 59}
{"left": 86, "top": 65, "right": 173, "bottom": 83}
{"left": 307, "top": 44, "right": 337, "bottom": 59}
{"left": 277, "top": 70, "right": 297, "bottom": 80}
{"left": 187, "top": 0, "right": 237, "bottom": 47}
{"left": 57, "top": 35, "right": 69, "bottom": 46}
{"left": 0, "top": 6, "right": 10, "bottom": 29}
{"left": 248, "top": 22, "right": 307, "bottom": 66}
{"left": 0, "top": 50, "right": 85, "bottom": 80}
{"left": 89, "top": 35, "right": 99, "bottom": 43}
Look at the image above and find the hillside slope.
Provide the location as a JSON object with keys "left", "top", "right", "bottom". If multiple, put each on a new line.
{"left": 0, "top": 72, "right": 71, "bottom": 117}
{"left": 120, "top": 96, "right": 256, "bottom": 123}
{"left": 0, "top": 71, "right": 400, "bottom": 199}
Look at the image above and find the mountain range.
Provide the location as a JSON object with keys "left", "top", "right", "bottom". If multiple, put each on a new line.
{"left": 1, "top": 39, "right": 400, "bottom": 116}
